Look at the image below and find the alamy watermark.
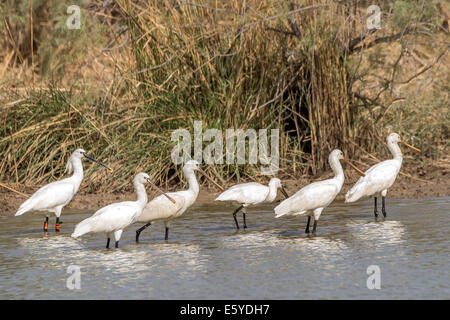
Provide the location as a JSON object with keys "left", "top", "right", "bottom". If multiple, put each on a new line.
{"left": 367, "top": 5, "right": 381, "bottom": 30}
{"left": 66, "top": 5, "right": 81, "bottom": 30}
{"left": 366, "top": 265, "right": 381, "bottom": 290}
{"left": 66, "top": 265, "right": 81, "bottom": 290}
{"left": 171, "top": 121, "right": 279, "bottom": 175}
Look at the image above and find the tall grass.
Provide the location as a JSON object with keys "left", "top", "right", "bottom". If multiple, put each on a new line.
{"left": 0, "top": 0, "right": 446, "bottom": 191}
{"left": 119, "top": 0, "right": 355, "bottom": 174}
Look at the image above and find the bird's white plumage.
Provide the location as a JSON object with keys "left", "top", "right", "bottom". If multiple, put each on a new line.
{"left": 15, "top": 149, "right": 87, "bottom": 218}
{"left": 216, "top": 183, "right": 269, "bottom": 205}
{"left": 16, "top": 181, "right": 76, "bottom": 216}
{"left": 215, "top": 178, "right": 284, "bottom": 207}
{"left": 139, "top": 192, "right": 186, "bottom": 222}
{"left": 72, "top": 202, "right": 141, "bottom": 237}
{"left": 345, "top": 133, "right": 403, "bottom": 203}
{"left": 274, "top": 150, "right": 345, "bottom": 221}
{"left": 137, "top": 160, "right": 201, "bottom": 228}
{"left": 345, "top": 160, "right": 400, "bottom": 202}
{"left": 275, "top": 180, "right": 341, "bottom": 218}
{"left": 72, "top": 173, "right": 151, "bottom": 243}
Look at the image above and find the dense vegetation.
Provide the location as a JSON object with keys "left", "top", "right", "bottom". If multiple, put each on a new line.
{"left": 0, "top": 0, "right": 448, "bottom": 192}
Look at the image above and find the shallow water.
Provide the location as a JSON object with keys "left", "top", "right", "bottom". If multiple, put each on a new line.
{"left": 0, "top": 197, "right": 448, "bottom": 299}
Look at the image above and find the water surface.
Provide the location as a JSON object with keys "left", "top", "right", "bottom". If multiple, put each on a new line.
{"left": 0, "top": 197, "right": 448, "bottom": 299}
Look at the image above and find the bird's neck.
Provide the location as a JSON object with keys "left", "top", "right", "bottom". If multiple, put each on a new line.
{"left": 266, "top": 183, "right": 278, "bottom": 202}
{"left": 184, "top": 168, "right": 199, "bottom": 196}
{"left": 388, "top": 141, "right": 403, "bottom": 162}
{"left": 134, "top": 181, "right": 148, "bottom": 207}
{"left": 70, "top": 158, "right": 84, "bottom": 185}
{"left": 330, "top": 156, "right": 345, "bottom": 184}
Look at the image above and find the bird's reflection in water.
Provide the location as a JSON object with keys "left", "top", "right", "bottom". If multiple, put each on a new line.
{"left": 216, "top": 230, "right": 350, "bottom": 268}
{"left": 16, "top": 236, "right": 209, "bottom": 280}
{"left": 345, "top": 219, "right": 406, "bottom": 248}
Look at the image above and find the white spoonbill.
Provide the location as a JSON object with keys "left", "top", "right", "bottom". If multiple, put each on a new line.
{"left": 345, "top": 133, "right": 421, "bottom": 217}
{"left": 15, "top": 148, "right": 112, "bottom": 232}
{"left": 71, "top": 172, "right": 174, "bottom": 248}
{"left": 215, "top": 178, "right": 289, "bottom": 230}
{"left": 135, "top": 160, "right": 224, "bottom": 242}
{"left": 274, "top": 149, "right": 365, "bottom": 234}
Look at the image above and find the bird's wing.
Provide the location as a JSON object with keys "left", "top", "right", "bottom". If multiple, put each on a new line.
{"left": 16, "top": 180, "right": 75, "bottom": 215}
{"left": 138, "top": 192, "right": 186, "bottom": 222}
{"left": 215, "top": 183, "right": 268, "bottom": 204}
{"left": 227, "top": 182, "right": 264, "bottom": 190}
{"left": 83, "top": 202, "right": 140, "bottom": 234}
{"left": 345, "top": 160, "right": 400, "bottom": 202}
{"left": 275, "top": 180, "right": 340, "bottom": 217}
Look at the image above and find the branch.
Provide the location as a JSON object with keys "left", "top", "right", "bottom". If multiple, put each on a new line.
{"left": 350, "top": 27, "right": 417, "bottom": 54}
{"left": 398, "top": 48, "right": 448, "bottom": 85}
{"left": 347, "top": 29, "right": 378, "bottom": 53}
{"left": 0, "top": 182, "right": 28, "bottom": 198}
{"left": 251, "top": 74, "right": 298, "bottom": 113}
{"left": 287, "top": 2, "right": 302, "bottom": 39}
{"left": 265, "top": 27, "right": 297, "bottom": 37}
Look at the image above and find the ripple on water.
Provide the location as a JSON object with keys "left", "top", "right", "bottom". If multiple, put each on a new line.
{"left": 0, "top": 197, "right": 449, "bottom": 299}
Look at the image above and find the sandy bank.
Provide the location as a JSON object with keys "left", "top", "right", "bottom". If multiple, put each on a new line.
{"left": 1, "top": 161, "right": 448, "bottom": 216}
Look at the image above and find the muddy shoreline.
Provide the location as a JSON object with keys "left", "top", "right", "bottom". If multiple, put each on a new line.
{"left": 1, "top": 161, "right": 448, "bottom": 216}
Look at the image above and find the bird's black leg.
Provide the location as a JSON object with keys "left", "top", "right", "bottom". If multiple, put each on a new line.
{"left": 106, "top": 238, "right": 110, "bottom": 249}
{"left": 374, "top": 197, "right": 379, "bottom": 218}
{"left": 165, "top": 227, "right": 169, "bottom": 241}
{"left": 55, "top": 217, "right": 60, "bottom": 232}
{"left": 232, "top": 205, "right": 243, "bottom": 230}
{"left": 305, "top": 216, "right": 311, "bottom": 233}
{"left": 43, "top": 217, "right": 49, "bottom": 232}
{"left": 312, "top": 219, "right": 318, "bottom": 234}
{"left": 115, "top": 241, "right": 119, "bottom": 248}
{"left": 382, "top": 196, "right": 387, "bottom": 218}
{"left": 242, "top": 209, "right": 247, "bottom": 229}
{"left": 136, "top": 222, "right": 151, "bottom": 242}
